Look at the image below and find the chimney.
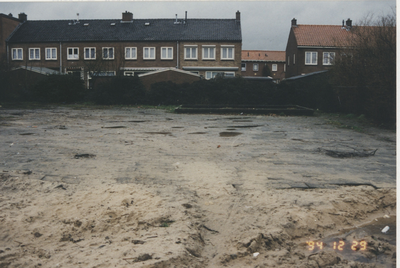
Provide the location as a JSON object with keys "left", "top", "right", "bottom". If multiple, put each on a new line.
{"left": 18, "top": 12, "right": 27, "bottom": 22}
{"left": 236, "top": 10, "right": 240, "bottom": 21}
{"left": 291, "top": 18, "right": 297, "bottom": 27}
{"left": 122, "top": 11, "right": 133, "bottom": 22}
{"left": 185, "top": 11, "right": 187, "bottom": 23}
{"left": 346, "top": 18, "right": 352, "bottom": 29}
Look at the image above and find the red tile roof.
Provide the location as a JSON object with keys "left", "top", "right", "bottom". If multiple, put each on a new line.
{"left": 242, "top": 50, "right": 285, "bottom": 62}
{"left": 293, "top": 25, "right": 353, "bottom": 47}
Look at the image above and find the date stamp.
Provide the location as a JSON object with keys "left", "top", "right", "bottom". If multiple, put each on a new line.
{"left": 306, "top": 240, "right": 367, "bottom": 252}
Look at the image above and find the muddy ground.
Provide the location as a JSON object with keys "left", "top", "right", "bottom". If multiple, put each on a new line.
{"left": 0, "top": 107, "right": 396, "bottom": 268}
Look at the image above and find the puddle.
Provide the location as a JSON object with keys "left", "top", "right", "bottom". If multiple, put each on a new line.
{"left": 219, "top": 132, "right": 242, "bottom": 137}
{"left": 227, "top": 125, "right": 261, "bottom": 128}
{"left": 188, "top": 132, "right": 207, "bottom": 134}
{"left": 145, "top": 132, "right": 172, "bottom": 135}
{"left": 74, "top": 154, "right": 96, "bottom": 159}
{"left": 306, "top": 216, "right": 396, "bottom": 267}
{"left": 128, "top": 120, "right": 147, "bottom": 123}
{"left": 102, "top": 126, "right": 126, "bottom": 129}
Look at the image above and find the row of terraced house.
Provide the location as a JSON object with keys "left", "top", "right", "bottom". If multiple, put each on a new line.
{"left": 0, "top": 11, "right": 355, "bottom": 88}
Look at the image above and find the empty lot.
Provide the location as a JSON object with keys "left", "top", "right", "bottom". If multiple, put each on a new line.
{"left": 0, "top": 107, "right": 396, "bottom": 267}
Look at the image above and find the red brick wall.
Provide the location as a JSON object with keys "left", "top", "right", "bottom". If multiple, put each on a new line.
{"left": 8, "top": 40, "right": 242, "bottom": 78}
{"left": 0, "top": 15, "right": 21, "bottom": 60}
{"left": 241, "top": 61, "right": 285, "bottom": 81}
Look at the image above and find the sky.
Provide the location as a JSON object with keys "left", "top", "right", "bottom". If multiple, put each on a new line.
{"left": 0, "top": 1, "right": 395, "bottom": 51}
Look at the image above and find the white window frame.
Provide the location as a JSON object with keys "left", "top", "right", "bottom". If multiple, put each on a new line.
{"left": 305, "top": 51, "right": 318, "bottom": 65}
{"left": 84, "top": 47, "right": 96, "bottom": 60}
{"left": 184, "top": 46, "right": 198, "bottom": 60}
{"left": 241, "top": 63, "right": 246, "bottom": 71}
{"left": 102, "top": 47, "right": 114, "bottom": 60}
{"left": 202, "top": 46, "right": 216, "bottom": 60}
{"left": 125, "top": 47, "right": 137, "bottom": 60}
{"left": 272, "top": 64, "right": 278, "bottom": 72}
{"left": 67, "top": 47, "right": 79, "bottom": 60}
{"left": 29, "top": 48, "right": 40, "bottom": 60}
{"left": 161, "top": 47, "right": 173, "bottom": 60}
{"left": 323, "top": 52, "right": 335, "bottom": 65}
{"left": 205, "top": 71, "right": 222, "bottom": 80}
{"left": 221, "top": 46, "right": 235, "bottom": 60}
{"left": 143, "top": 47, "right": 156, "bottom": 60}
{"left": 45, "top": 48, "right": 57, "bottom": 60}
{"left": 253, "top": 63, "right": 259, "bottom": 71}
{"left": 224, "top": 72, "right": 235, "bottom": 77}
{"left": 12, "top": 48, "right": 23, "bottom": 60}
{"left": 205, "top": 71, "right": 235, "bottom": 80}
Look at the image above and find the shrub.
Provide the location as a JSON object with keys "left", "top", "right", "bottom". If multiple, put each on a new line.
{"left": 89, "top": 75, "right": 146, "bottom": 105}
{"left": 32, "top": 74, "right": 85, "bottom": 103}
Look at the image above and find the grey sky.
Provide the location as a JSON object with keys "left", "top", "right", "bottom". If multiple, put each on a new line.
{"left": 0, "top": 1, "right": 395, "bottom": 50}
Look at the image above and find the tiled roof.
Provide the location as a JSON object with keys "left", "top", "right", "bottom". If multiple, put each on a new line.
{"left": 293, "top": 25, "right": 352, "bottom": 47}
{"left": 241, "top": 50, "right": 285, "bottom": 62}
{"left": 7, "top": 18, "right": 242, "bottom": 43}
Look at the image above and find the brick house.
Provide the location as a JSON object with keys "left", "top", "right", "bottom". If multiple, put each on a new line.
{"left": 4, "top": 11, "right": 242, "bottom": 88}
{"left": 0, "top": 13, "right": 24, "bottom": 62}
{"left": 241, "top": 50, "right": 285, "bottom": 83}
{"left": 285, "top": 18, "right": 353, "bottom": 78}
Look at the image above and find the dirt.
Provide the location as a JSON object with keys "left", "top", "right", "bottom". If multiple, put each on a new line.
{"left": 0, "top": 107, "right": 396, "bottom": 268}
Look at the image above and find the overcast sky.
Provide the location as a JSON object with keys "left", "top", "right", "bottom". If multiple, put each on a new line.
{"left": 0, "top": 1, "right": 395, "bottom": 50}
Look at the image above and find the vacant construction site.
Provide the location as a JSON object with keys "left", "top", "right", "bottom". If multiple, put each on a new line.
{"left": 0, "top": 107, "right": 396, "bottom": 268}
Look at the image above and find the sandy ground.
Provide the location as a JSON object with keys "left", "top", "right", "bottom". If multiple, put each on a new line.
{"left": 0, "top": 107, "right": 396, "bottom": 268}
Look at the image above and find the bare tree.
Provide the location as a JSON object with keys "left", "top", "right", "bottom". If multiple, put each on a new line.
{"left": 330, "top": 10, "right": 396, "bottom": 125}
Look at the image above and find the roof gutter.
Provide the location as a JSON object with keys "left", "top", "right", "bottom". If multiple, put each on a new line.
{"left": 182, "top": 66, "right": 239, "bottom": 71}
{"left": 297, "top": 46, "right": 344, "bottom": 49}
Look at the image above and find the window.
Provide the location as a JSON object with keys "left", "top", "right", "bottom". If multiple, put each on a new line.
{"left": 253, "top": 63, "right": 259, "bottom": 71}
{"left": 97, "top": 71, "right": 115, "bottom": 76}
{"left": 287, "top": 56, "right": 290, "bottom": 66}
{"left": 205, "top": 71, "right": 234, "bottom": 79}
{"left": 125, "top": 47, "right": 137, "bottom": 60}
{"left": 67, "top": 48, "right": 79, "bottom": 60}
{"left": 184, "top": 46, "right": 197, "bottom": 60}
{"left": 305, "top": 51, "right": 318, "bottom": 65}
{"left": 102, "top": 47, "right": 114, "bottom": 60}
{"left": 241, "top": 63, "right": 246, "bottom": 71}
{"left": 84, "top": 47, "right": 96, "bottom": 60}
{"left": 221, "top": 46, "right": 234, "bottom": 60}
{"left": 202, "top": 46, "right": 215, "bottom": 60}
{"left": 205, "top": 72, "right": 221, "bottom": 79}
{"left": 323, "top": 52, "right": 335, "bottom": 65}
{"left": 45, "top": 48, "right": 57, "bottom": 60}
{"left": 161, "top": 47, "right": 173, "bottom": 60}
{"left": 293, "top": 54, "right": 296, "bottom": 65}
{"left": 12, "top": 48, "right": 23, "bottom": 60}
{"left": 272, "top": 64, "right": 277, "bottom": 72}
{"left": 143, "top": 47, "right": 155, "bottom": 60}
{"left": 29, "top": 48, "right": 40, "bottom": 60}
